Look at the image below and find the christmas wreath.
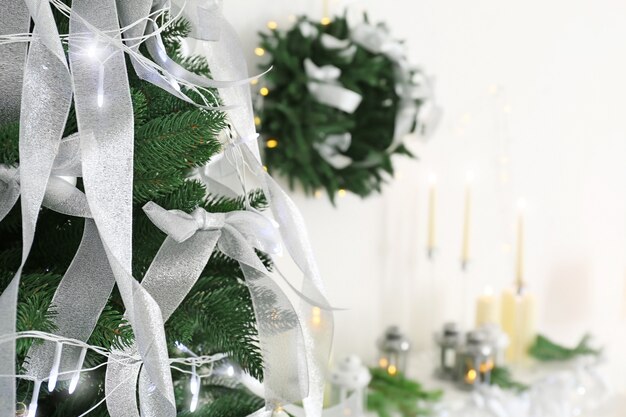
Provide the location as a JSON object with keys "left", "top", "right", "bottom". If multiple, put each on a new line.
{"left": 256, "top": 14, "right": 441, "bottom": 201}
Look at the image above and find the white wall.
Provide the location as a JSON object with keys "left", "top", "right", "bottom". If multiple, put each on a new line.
{"left": 223, "top": 0, "right": 626, "bottom": 383}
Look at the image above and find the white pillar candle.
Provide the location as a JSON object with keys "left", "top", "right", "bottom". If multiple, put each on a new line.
{"left": 475, "top": 286, "right": 498, "bottom": 327}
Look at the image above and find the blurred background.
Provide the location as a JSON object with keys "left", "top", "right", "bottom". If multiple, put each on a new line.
{"left": 223, "top": 0, "right": 626, "bottom": 391}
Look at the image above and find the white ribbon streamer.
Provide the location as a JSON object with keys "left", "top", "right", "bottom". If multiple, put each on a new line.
{"left": 0, "top": 0, "right": 73, "bottom": 414}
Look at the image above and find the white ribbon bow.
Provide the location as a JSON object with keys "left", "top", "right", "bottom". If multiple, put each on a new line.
{"left": 304, "top": 59, "right": 363, "bottom": 114}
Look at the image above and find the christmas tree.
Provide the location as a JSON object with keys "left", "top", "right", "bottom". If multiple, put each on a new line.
{"left": 0, "top": 9, "right": 268, "bottom": 417}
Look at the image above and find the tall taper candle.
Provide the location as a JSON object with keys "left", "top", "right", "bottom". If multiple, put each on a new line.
{"left": 461, "top": 172, "right": 474, "bottom": 269}
{"left": 515, "top": 199, "right": 526, "bottom": 289}
{"left": 427, "top": 174, "right": 437, "bottom": 258}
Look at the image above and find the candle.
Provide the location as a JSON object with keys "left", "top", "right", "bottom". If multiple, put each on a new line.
{"left": 461, "top": 171, "right": 474, "bottom": 269}
{"left": 475, "top": 286, "right": 498, "bottom": 327}
{"left": 427, "top": 173, "right": 437, "bottom": 257}
{"left": 501, "top": 288, "right": 537, "bottom": 362}
{"left": 515, "top": 199, "right": 526, "bottom": 289}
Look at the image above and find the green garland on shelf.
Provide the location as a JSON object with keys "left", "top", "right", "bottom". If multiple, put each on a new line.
{"left": 367, "top": 368, "right": 443, "bottom": 417}
{"left": 256, "top": 15, "right": 440, "bottom": 202}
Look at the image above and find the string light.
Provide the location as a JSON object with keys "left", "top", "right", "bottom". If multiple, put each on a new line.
{"left": 250, "top": 78, "right": 259, "bottom": 86}
{"left": 97, "top": 65, "right": 105, "bottom": 108}
{"left": 254, "top": 116, "right": 261, "bottom": 126}
{"left": 68, "top": 346, "right": 87, "bottom": 394}
{"left": 267, "top": 21, "right": 278, "bottom": 30}
{"left": 320, "top": 16, "right": 332, "bottom": 26}
{"left": 337, "top": 188, "right": 347, "bottom": 197}
{"left": 262, "top": 165, "right": 268, "bottom": 172}
{"left": 266, "top": 138, "right": 278, "bottom": 148}
{"left": 314, "top": 190, "right": 322, "bottom": 199}
{"left": 27, "top": 380, "right": 42, "bottom": 417}
{"left": 311, "top": 306, "right": 322, "bottom": 326}
{"left": 254, "top": 47, "right": 265, "bottom": 56}
{"left": 259, "top": 87, "right": 269, "bottom": 96}
{"left": 387, "top": 364, "right": 397, "bottom": 376}
{"left": 47, "top": 342, "right": 63, "bottom": 392}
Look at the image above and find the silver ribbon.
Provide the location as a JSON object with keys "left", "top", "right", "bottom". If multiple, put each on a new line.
{"left": 313, "top": 133, "right": 353, "bottom": 169}
{"left": 236, "top": 144, "right": 334, "bottom": 417}
{"left": 0, "top": 0, "right": 73, "bottom": 414}
{"left": 69, "top": 1, "right": 176, "bottom": 415}
{"left": 304, "top": 59, "right": 362, "bottom": 114}
{"left": 138, "top": 202, "right": 307, "bottom": 406}
{"left": 0, "top": 0, "right": 29, "bottom": 124}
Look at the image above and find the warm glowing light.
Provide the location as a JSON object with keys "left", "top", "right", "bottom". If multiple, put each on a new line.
{"left": 312, "top": 306, "right": 322, "bottom": 326}
{"left": 254, "top": 116, "right": 261, "bottom": 126}
{"left": 259, "top": 87, "right": 270, "bottom": 96}
{"left": 387, "top": 364, "right": 398, "bottom": 376}
{"left": 465, "top": 369, "right": 477, "bottom": 383}
{"left": 266, "top": 138, "right": 278, "bottom": 148}
{"left": 254, "top": 47, "right": 266, "bottom": 56}
{"left": 488, "top": 84, "right": 499, "bottom": 95}
{"left": 320, "top": 16, "right": 332, "bottom": 25}
{"left": 378, "top": 357, "right": 389, "bottom": 369}
{"left": 428, "top": 173, "right": 437, "bottom": 185}
{"left": 479, "top": 359, "right": 494, "bottom": 374}
{"left": 250, "top": 78, "right": 259, "bottom": 86}
{"left": 263, "top": 165, "right": 268, "bottom": 172}
{"left": 267, "top": 21, "right": 278, "bottom": 30}
{"left": 337, "top": 189, "right": 347, "bottom": 197}
{"left": 314, "top": 190, "right": 322, "bottom": 199}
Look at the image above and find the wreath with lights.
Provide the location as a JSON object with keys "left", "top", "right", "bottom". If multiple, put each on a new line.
{"left": 255, "top": 14, "right": 441, "bottom": 201}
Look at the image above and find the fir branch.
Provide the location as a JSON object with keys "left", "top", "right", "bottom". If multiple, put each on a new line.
{"left": 490, "top": 366, "right": 529, "bottom": 392}
{"left": 529, "top": 334, "right": 601, "bottom": 362}
{"left": 367, "top": 368, "right": 442, "bottom": 417}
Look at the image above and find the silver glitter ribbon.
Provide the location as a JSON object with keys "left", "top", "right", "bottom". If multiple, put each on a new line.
{"left": 304, "top": 58, "right": 363, "bottom": 114}
{"left": 192, "top": 9, "right": 335, "bottom": 414}
{"left": 0, "top": 0, "right": 29, "bottom": 124}
{"left": 69, "top": 1, "right": 176, "bottom": 415}
{"left": 0, "top": 0, "right": 73, "bottom": 414}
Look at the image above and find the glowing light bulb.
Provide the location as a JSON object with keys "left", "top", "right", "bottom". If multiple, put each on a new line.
{"left": 321, "top": 16, "right": 332, "bottom": 25}
{"left": 97, "top": 64, "right": 105, "bottom": 108}
{"left": 47, "top": 342, "right": 63, "bottom": 392}
{"left": 337, "top": 189, "right": 347, "bottom": 197}
{"left": 254, "top": 116, "right": 261, "bottom": 126}
{"left": 259, "top": 87, "right": 269, "bottom": 96}
{"left": 378, "top": 357, "right": 389, "bottom": 368}
{"left": 69, "top": 346, "right": 87, "bottom": 395}
{"left": 314, "top": 190, "right": 322, "bottom": 198}
{"left": 226, "top": 365, "right": 235, "bottom": 378}
{"left": 266, "top": 138, "right": 278, "bottom": 148}
{"left": 267, "top": 21, "right": 278, "bottom": 30}
{"left": 190, "top": 392, "right": 199, "bottom": 412}
{"left": 85, "top": 44, "right": 98, "bottom": 59}
{"left": 465, "top": 369, "right": 477, "bottom": 383}
{"left": 28, "top": 380, "right": 42, "bottom": 417}
{"left": 254, "top": 47, "right": 265, "bottom": 56}
{"left": 311, "top": 306, "right": 322, "bottom": 326}
{"left": 250, "top": 78, "right": 259, "bottom": 86}
{"left": 263, "top": 165, "right": 268, "bottom": 172}
{"left": 387, "top": 365, "right": 397, "bottom": 376}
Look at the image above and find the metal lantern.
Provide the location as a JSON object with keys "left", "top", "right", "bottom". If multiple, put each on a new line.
{"left": 455, "top": 330, "right": 494, "bottom": 390}
{"left": 479, "top": 323, "right": 509, "bottom": 367}
{"left": 377, "top": 326, "right": 411, "bottom": 376}
{"left": 330, "top": 355, "right": 371, "bottom": 416}
{"left": 434, "top": 322, "right": 462, "bottom": 379}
